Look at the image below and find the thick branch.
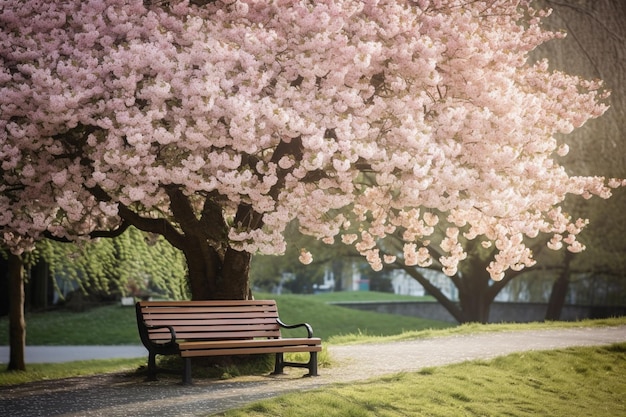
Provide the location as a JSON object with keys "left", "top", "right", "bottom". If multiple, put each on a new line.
{"left": 198, "top": 193, "right": 230, "bottom": 243}
{"left": 383, "top": 234, "right": 462, "bottom": 289}
{"left": 485, "top": 268, "right": 522, "bottom": 301}
{"left": 394, "top": 263, "right": 465, "bottom": 323}
{"left": 86, "top": 184, "right": 186, "bottom": 250}
{"left": 43, "top": 221, "right": 131, "bottom": 242}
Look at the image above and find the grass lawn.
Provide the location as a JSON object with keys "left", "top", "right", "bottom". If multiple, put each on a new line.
{"left": 0, "top": 292, "right": 453, "bottom": 346}
{"left": 0, "top": 303, "right": 141, "bottom": 345}
{"left": 0, "top": 358, "right": 145, "bottom": 386}
{"left": 272, "top": 294, "right": 452, "bottom": 341}
{"left": 217, "top": 343, "right": 626, "bottom": 417}
{"left": 302, "top": 291, "right": 434, "bottom": 303}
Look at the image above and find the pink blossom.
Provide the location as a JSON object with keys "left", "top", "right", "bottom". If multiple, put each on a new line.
{"left": 298, "top": 249, "right": 313, "bottom": 265}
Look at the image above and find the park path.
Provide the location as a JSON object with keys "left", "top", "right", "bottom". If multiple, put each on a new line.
{"left": 1, "top": 326, "right": 625, "bottom": 417}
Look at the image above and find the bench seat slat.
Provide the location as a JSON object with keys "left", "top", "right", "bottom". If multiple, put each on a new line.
{"left": 180, "top": 345, "right": 322, "bottom": 358}
{"left": 179, "top": 337, "right": 322, "bottom": 350}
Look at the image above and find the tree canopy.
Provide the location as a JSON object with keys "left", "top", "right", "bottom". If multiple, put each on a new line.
{"left": 1, "top": 0, "right": 623, "bottom": 300}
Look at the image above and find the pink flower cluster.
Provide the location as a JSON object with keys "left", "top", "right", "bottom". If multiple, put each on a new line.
{"left": 1, "top": 0, "right": 623, "bottom": 279}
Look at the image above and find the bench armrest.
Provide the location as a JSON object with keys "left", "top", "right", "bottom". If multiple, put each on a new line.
{"left": 276, "top": 318, "right": 314, "bottom": 338}
{"left": 145, "top": 324, "right": 177, "bottom": 345}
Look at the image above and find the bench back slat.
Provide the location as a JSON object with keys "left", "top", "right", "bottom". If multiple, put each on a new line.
{"left": 143, "top": 318, "right": 278, "bottom": 326}
{"left": 141, "top": 306, "right": 279, "bottom": 314}
{"left": 143, "top": 313, "right": 278, "bottom": 321}
{"left": 148, "top": 330, "right": 281, "bottom": 341}
{"left": 136, "top": 300, "right": 283, "bottom": 343}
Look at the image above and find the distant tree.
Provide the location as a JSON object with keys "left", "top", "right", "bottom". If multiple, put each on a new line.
{"left": 381, "top": 235, "right": 520, "bottom": 323}
{"left": 2, "top": 228, "right": 186, "bottom": 370}
{"left": 534, "top": 0, "right": 626, "bottom": 318}
{"left": 361, "top": 264, "right": 394, "bottom": 293}
{"left": 251, "top": 223, "right": 344, "bottom": 294}
{"left": 39, "top": 227, "right": 188, "bottom": 301}
{"left": 377, "top": 0, "right": 626, "bottom": 323}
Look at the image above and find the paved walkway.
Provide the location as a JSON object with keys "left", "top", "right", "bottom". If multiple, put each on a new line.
{"left": 0, "top": 345, "right": 147, "bottom": 364}
{"left": 1, "top": 326, "right": 625, "bottom": 417}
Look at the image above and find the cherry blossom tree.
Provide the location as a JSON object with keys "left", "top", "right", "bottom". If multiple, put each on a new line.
{"left": 1, "top": 0, "right": 623, "bottom": 301}
{"left": 384, "top": 0, "right": 626, "bottom": 323}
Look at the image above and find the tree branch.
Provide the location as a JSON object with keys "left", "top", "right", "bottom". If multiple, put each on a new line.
{"left": 545, "top": 0, "right": 625, "bottom": 42}
{"left": 86, "top": 184, "right": 186, "bottom": 250}
{"left": 42, "top": 220, "right": 131, "bottom": 242}
{"left": 393, "top": 262, "right": 464, "bottom": 323}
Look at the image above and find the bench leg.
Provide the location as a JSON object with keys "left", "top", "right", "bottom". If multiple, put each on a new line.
{"left": 308, "top": 352, "right": 319, "bottom": 377}
{"left": 272, "top": 352, "right": 285, "bottom": 375}
{"left": 182, "top": 357, "right": 192, "bottom": 385}
{"left": 147, "top": 352, "right": 158, "bottom": 381}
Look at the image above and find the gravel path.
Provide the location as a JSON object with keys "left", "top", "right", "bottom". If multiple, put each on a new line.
{"left": 1, "top": 326, "right": 625, "bottom": 417}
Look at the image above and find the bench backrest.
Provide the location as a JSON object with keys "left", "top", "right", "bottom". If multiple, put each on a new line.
{"left": 136, "top": 300, "right": 283, "bottom": 344}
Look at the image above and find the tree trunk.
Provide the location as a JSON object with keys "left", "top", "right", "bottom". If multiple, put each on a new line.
{"left": 153, "top": 187, "right": 253, "bottom": 301}
{"left": 458, "top": 274, "right": 492, "bottom": 324}
{"left": 458, "top": 294, "right": 491, "bottom": 324}
{"left": 7, "top": 253, "right": 26, "bottom": 372}
{"left": 183, "top": 241, "right": 252, "bottom": 300}
{"left": 220, "top": 248, "right": 252, "bottom": 300}
{"left": 545, "top": 252, "right": 573, "bottom": 321}
{"left": 27, "top": 260, "right": 49, "bottom": 310}
{"left": 332, "top": 259, "right": 344, "bottom": 291}
{"left": 182, "top": 236, "right": 221, "bottom": 300}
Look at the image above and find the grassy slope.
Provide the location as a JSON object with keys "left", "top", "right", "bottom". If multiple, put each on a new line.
{"left": 300, "top": 291, "right": 434, "bottom": 302}
{"left": 3, "top": 292, "right": 626, "bottom": 345}
{"left": 272, "top": 294, "right": 452, "bottom": 340}
{"left": 219, "top": 343, "right": 626, "bottom": 417}
{"left": 0, "top": 304, "right": 141, "bottom": 345}
{"left": 0, "top": 292, "right": 453, "bottom": 345}
{"left": 2, "top": 292, "right": 625, "bottom": 346}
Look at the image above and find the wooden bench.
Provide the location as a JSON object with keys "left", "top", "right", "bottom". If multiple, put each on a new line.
{"left": 135, "top": 299, "right": 322, "bottom": 384}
